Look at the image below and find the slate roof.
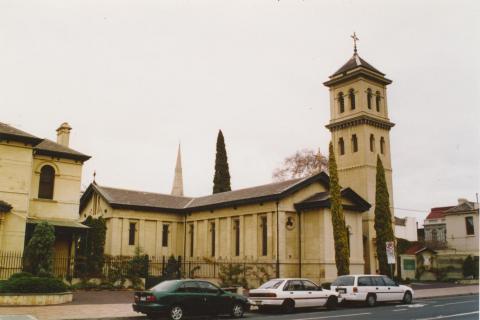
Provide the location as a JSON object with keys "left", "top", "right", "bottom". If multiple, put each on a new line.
{"left": 445, "top": 201, "right": 478, "bottom": 214}
{"left": 426, "top": 206, "right": 453, "bottom": 220}
{"left": 34, "top": 139, "right": 91, "bottom": 162}
{"left": 331, "top": 53, "right": 385, "bottom": 77}
{"left": 0, "top": 122, "right": 43, "bottom": 145}
{"left": 0, "top": 200, "right": 13, "bottom": 212}
{"left": 294, "top": 188, "right": 371, "bottom": 212}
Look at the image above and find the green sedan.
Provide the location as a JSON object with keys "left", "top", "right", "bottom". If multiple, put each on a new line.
{"left": 133, "top": 279, "right": 249, "bottom": 320}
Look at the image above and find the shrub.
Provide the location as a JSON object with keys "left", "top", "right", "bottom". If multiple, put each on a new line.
{"left": 9, "top": 272, "right": 34, "bottom": 280}
{"left": 23, "top": 222, "right": 55, "bottom": 276}
{"left": 0, "top": 276, "right": 68, "bottom": 293}
{"left": 218, "top": 263, "right": 248, "bottom": 288}
{"left": 463, "top": 255, "right": 477, "bottom": 279}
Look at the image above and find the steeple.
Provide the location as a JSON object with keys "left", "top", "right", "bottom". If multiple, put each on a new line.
{"left": 171, "top": 144, "right": 184, "bottom": 196}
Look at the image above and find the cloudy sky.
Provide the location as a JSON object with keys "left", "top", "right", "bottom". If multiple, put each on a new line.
{"left": 1, "top": 0, "right": 478, "bottom": 222}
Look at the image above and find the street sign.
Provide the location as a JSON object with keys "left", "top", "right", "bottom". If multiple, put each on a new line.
{"left": 386, "top": 241, "right": 396, "bottom": 264}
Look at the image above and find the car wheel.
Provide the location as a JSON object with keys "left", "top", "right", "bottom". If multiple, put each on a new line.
{"left": 282, "top": 299, "right": 295, "bottom": 314}
{"left": 402, "top": 291, "right": 413, "bottom": 304}
{"left": 231, "top": 302, "right": 244, "bottom": 318}
{"left": 366, "top": 294, "right": 376, "bottom": 307}
{"left": 326, "top": 296, "right": 338, "bottom": 310}
{"left": 169, "top": 305, "right": 184, "bottom": 320}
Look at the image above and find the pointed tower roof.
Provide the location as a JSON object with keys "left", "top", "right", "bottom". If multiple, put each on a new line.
{"left": 331, "top": 53, "right": 385, "bottom": 77}
{"left": 171, "top": 144, "right": 184, "bottom": 196}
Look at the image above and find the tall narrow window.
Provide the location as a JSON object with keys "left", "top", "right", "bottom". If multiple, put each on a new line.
{"left": 38, "top": 165, "right": 55, "bottom": 199}
{"left": 210, "top": 222, "right": 216, "bottom": 257}
{"left": 369, "top": 134, "right": 375, "bottom": 152}
{"left": 352, "top": 134, "right": 358, "bottom": 153}
{"left": 367, "top": 88, "right": 372, "bottom": 109}
{"left": 338, "top": 138, "right": 345, "bottom": 155}
{"left": 349, "top": 89, "right": 355, "bottom": 110}
{"left": 260, "top": 216, "right": 268, "bottom": 256}
{"left": 233, "top": 219, "right": 240, "bottom": 256}
{"left": 189, "top": 224, "right": 194, "bottom": 257}
{"left": 162, "top": 224, "right": 169, "bottom": 247}
{"left": 129, "top": 222, "right": 136, "bottom": 245}
{"left": 466, "top": 217, "right": 475, "bottom": 235}
{"left": 380, "top": 137, "right": 385, "bottom": 154}
{"left": 376, "top": 91, "right": 381, "bottom": 112}
{"left": 338, "top": 92, "right": 345, "bottom": 113}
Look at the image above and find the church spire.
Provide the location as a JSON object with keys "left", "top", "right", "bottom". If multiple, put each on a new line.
{"left": 171, "top": 144, "right": 184, "bottom": 196}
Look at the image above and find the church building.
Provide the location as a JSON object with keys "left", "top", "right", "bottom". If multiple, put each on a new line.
{"left": 80, "top": 42, "right": 396, "bottom": 280}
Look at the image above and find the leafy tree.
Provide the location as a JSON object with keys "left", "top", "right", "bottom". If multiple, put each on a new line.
{"left": 213, "top": 130, "right": 232, "bottom": 194}
{"left": 24, "top": 222, "right": 55, "bottom": 276}
{"left": 374, "top": 156, "right": 395, "bottom": 276}
{"left": 163, "top": 255, "right": 181, "bottom": 280}
{"left": 273, "top": 148, "right": 328, "bottom": 181}
{"left": 78, "top": 216, "right": 107, "bottom": 277}
{"left": 328, "top": 142, "right": 350, "bottom": 275}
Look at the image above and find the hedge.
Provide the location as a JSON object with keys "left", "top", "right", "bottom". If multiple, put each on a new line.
{"left": 0, "top": 275, "right": 68, "bottom": 293}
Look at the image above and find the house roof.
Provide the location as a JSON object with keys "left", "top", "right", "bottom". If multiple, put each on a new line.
{"left": 426, "top": 206, "right": 454, "bottom": 220}
{"left": 27, "top": 217, "right": 89, "bottom": 229}
{"left": 403, "top": 243, "right": 436, "bottom": 255}
{"left": 445, "top": 201, "right": 478, "bottom": 214}
{"left": 330, "top": 53, "right": 385, "bottom": 77}
{"left": 34, "top": 139, "right": 91, "bottom": 162}
{"left": 0, "top": 122, "right": 43, "bottom": 145}
{"left": 0, "top": 200, "right": 12, "bottom": 213}
{"left": 294, "top": 188, "right": 371, "bottom": 212}
{"left": 81, "top": 172, "right": 370, "bottom": 214}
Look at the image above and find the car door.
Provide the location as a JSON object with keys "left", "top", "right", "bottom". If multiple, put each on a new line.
{"left": 382, "top": 276, "right": 403, "bottom": 301}
{"left": 301, "top": 280, "right": 327, "bottom": 307}
{"left": 176, "top": 281, "right": 205, "bottom": 316}
{"left": 357, "top": 276, "right": 374, "bottom": 300}
{"left": 283, "top": 280, "right": 307, "bottom": 307}
{"left": 198, "top": 281, "right": 228, "bottom": 315}
{"left": 372, "top": 276, "right": 388, "bottom": 301}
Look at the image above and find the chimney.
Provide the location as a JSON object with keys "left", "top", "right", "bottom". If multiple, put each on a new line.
{"left": 458, "top": 198, "right": 468, "bottom": 205}
{"left": 56, "top": 122, "right": 72, "bottom": 147}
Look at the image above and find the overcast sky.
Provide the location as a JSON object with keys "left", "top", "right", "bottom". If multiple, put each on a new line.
{"left": 1, "top": 0, "right": 479, "bottom": 222}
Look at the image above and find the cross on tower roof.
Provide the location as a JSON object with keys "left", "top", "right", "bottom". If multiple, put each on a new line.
{"left": 351, "top": 32, "right": 359, "bottom": 54}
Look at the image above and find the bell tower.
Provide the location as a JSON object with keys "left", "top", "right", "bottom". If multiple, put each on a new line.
{"left": 324, "top": 34, "right": 395, "bottom": 273}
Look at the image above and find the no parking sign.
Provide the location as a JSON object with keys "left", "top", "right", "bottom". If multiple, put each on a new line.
{"left": 386, "top": 241, "right": 396, "bottom": 264}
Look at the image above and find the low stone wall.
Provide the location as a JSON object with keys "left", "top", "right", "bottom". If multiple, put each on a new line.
{"left": 0, "top": 292, "right": 72, "bottom": 305}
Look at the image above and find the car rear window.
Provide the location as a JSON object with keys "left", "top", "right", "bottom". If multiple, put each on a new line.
{"left": 258, "top": 280, "right": 284, "bottom": 289}
{"left": 151, "top": 280, "right": 179, "bottom": 292}
{"left": 332, "top": 276, "right": 355, "bottom": 286}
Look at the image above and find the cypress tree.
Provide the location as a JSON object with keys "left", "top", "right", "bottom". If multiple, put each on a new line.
{"left": 374, "top": 155, "right": 395, "bottom": 276}
{"left": 328, "top": 142, "right": 350, "bottom": 275}
{"left": 213, "top": 130, "right": 231, "bottom": 194}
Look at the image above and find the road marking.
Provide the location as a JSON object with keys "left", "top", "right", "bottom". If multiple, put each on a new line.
{"left": 433, "top": 300, "right": 476, "bottom": 307}
{"left": 394, "top": 308, "right": 407, "bottom": 311}
{"left": 289, "top": 312, "right": 371, "bottom": 320}
{"left": 415, "top": 311, "right": 479, "bottom": 319}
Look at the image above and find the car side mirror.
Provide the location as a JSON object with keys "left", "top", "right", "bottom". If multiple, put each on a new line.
{"left": 394, "top": 281, "right": 399, "bottom": 286}
{"left": 217, "top": 289, "right": 224, "bottom": 295}
{"left": 318, "top": 287, "right": 323, "bottom": 291}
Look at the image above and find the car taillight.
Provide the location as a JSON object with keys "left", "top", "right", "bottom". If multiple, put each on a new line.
{"left": 146, "top": 295, "right": 156, "bottom": 302}
{"left": 353, "top": 287, "right": 358, "bottom": 293}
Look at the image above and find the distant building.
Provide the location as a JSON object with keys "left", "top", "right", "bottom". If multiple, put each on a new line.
{"left": 394, "top": 216, "right": 417, "bottom": 241}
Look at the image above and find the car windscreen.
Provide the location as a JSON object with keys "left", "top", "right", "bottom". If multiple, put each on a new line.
{"left": 258, "top": 279, "right": 284, "bottom": 289}
{"left": 331, "top": 276, "right": 355, "bottom": 286}
{"left": 151, "top": 280, "right": 180, "bottom": 292}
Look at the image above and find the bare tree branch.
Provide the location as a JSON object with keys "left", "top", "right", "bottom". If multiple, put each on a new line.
{"left": 272, "top": 148, "right": 328, "bottom": 181}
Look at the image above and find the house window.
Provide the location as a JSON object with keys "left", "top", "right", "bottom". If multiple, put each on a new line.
{"left": 376, "top": 91, "right": 381, "bottom": 112}
{"left": 338, "top": 92, "right": 345, "bottom": 113}
{"left": 466, "top": 217, "right": 475, "bottom": 235}
{"left": 338, "top": 138, "right": 345, "bottom": 155}
{"left": 233, "top": 219, "right": 240, "bottom": 256}
{"left": 162, "top": 224, "right": 169, "bottom": 247}
{"left": 369, "top": 134, "right": 375, "bottom": 152}
{"left": 349, "top": 89, "right": 355, "bottom": 110}
{"left": 38, "top": 165, "right": 55, "bottom": 199}
{"left": 347, "top": 225, "right": 352, "bottom": 257}
{"left": 367, "top": 88, "right": 372, "bottom": 109}
{"left": 189, "top": 224, "right": 194, "bottom": 257}
{"left": 431, "top": 229, "right": 438, "bottom": 241}
{"left": 352, "top": 134, "right": 358, "bottom": 153}
{"left": 210, "top": 222, "right": 216, "bottom": 257}
{"left": 260, "top": 216, "right": 268, "bottom": 256}
{"left": 128, "top": 222, "right": 136, "bottom": 245}
{"left": 380, "top": 137, "right": 385, "bottom": 154}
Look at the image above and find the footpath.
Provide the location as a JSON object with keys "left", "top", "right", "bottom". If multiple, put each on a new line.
{"left": 0, "top": 284, "right": 478, "bottom": 320}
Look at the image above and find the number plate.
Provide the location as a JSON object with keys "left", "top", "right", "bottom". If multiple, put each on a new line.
{"left": 140, "top": 296, "right": 146, "bottom": 301}
{"left": 337, "top": 288, "right": 346, "bottom": 294}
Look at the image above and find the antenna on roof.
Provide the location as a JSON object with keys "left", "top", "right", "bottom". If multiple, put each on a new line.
{"left": 351, "top": 32, "right": 359, "bottom": 54}
{"left": 93, "top": 170, "right": 96, "bottom": 184}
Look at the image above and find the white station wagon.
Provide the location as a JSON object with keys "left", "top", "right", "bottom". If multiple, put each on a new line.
{"left": 248, "top": 278, "right": 340, "bottom": 313}
{"left": 330, "top": 274, "right": 414, "bottom": 307}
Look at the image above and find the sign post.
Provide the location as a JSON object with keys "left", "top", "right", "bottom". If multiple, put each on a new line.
{"left": 386, "top": 241, "right": 396, "bottom": 277}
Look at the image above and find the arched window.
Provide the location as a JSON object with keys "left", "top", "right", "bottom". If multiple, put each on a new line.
{"left": 376, "top": 91, "right": 381, "bottom": 112}
{"left": 367, "top": 88, "right": 372, "bottom": 109}
{"left": 380, "top": 137, "right": 385, "bottom": 154}
{"left": 369, "top": 134, "right": 375, "bottom": 152}
{"left": 338, "top": 138, "right": 345, "bottom": 155}
{"left": 338, "top": 92, "right": 345, "bottom": 113}
{"left": 349, "top": 89, "right": 355, "bottom": 110}
{"left": 352, "top": 134, "right": 358, "bottom": 153}
{"left": 38, "top": 165, "right": 55, "bottom": 199}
